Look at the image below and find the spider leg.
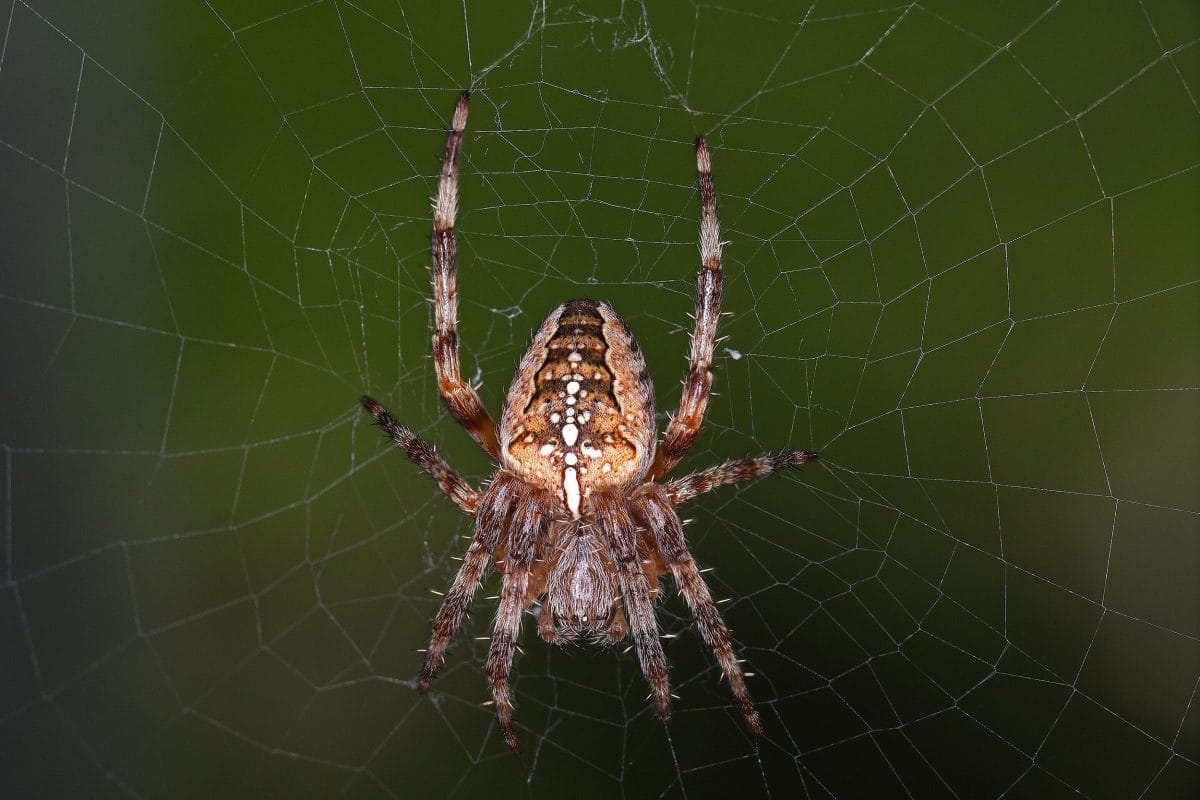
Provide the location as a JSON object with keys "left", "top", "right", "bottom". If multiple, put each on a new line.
{"left": 361, "top": 395, "right": 480, "bottom": 514}
{"left": 649, "top": 138, "right": 724, "bottom": 481}
{"left": 417, "top": 473, "right": 521, "bottom": 691}
{"left": 485, "top": 493, "right": 548, "bottom": 753}
{"left": 431, "top": 90, "right": 502, "bottom": 461}
{"left": 663, "top": 450, "right": 818, "bottom": 506}
{"left": 634, "top": 486, "right": 762, "bottom": 733}
{"left": 419, "top": 537, "right": 493, "bottom": 691}
{"left": 593, "top": 493, "right": 671, "bottom": 719}
{"left": 488, "top": 566, "right": 530, "bottom": 753}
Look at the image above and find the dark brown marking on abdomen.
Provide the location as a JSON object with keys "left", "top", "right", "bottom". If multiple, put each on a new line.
{"left": 523, "top": 300, "right": 617, "bottom": 416}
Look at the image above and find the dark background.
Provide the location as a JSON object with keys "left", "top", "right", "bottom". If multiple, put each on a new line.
{"left": 1, "top": 1, "right": 1198, "bottom": 797}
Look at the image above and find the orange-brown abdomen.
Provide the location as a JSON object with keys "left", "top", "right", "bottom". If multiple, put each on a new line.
{"left": 499, "top": 300, "right": 655, "bottom": 516}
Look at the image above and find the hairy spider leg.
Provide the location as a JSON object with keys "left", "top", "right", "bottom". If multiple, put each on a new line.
{"left": 593, "top": 492, "right": 671, "bottom": 719}
{"left": 664, "top": 450, "right": 819, "bottom": 506}
{"left": 416, "top": 474, "right": 521, "bottom": 692}
{"left": 431, "top": 90, "right": 502, "bottom": 460}
{"left": 486, "top": 487, "right": 552, "bottom": 752}
{"left": 360, "top": 395, "right": 480, "bottom": 514}
{"left": 635, "top": 485, "right": 765, "bottom": 732}
{"left": 648, "top": 138, "right": 725, "bottom": 481}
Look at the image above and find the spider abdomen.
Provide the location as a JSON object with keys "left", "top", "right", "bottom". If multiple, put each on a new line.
{"left": 500, "top": 300, "right": 656, "bottom": 517}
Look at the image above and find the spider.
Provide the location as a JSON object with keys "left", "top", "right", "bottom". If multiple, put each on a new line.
{"left": 361, "top": 91, "right": 818, "bottom": 753}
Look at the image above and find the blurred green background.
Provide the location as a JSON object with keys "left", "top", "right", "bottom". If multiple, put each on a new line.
{"left": 1, "top": 1, "right": 1198, "bottom": 797}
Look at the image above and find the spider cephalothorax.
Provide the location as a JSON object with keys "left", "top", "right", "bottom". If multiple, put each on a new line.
{"left": 361, "top": 91, "right": 817, "bottom": 753}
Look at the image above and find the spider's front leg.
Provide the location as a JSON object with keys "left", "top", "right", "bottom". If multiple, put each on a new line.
{"left": 431, "top": 90, "right": 502, "bottom": 461}
{"left": 360, "top": 395, "right": 480, "bottom": 514}
{"left": 649, "top": 138, "right": 724, "bottom": 481}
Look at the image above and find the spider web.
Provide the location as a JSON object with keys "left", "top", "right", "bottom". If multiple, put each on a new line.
{"left": 1, "top": 0, "right": 1198, "bottom": 797}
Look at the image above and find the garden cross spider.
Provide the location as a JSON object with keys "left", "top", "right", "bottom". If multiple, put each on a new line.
{"left": 361, "top": 91, "right": 818, "bottom": 753}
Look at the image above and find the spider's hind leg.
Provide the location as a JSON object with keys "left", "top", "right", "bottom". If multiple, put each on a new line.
{"left": 415, "top": 472, "right": 526, "bottom": 694}
{"left": 488, "top": 563, "right": 531, "bottom": 753}
{"left": 484, "top": 485, "right": 553, "bottom": 753}
{"left": 593, "top": 492, "right": 672, "bottom": 720}
{"left": 418, "top": 536, "right": 492, "bottom": 693}
{"left": 633, "top": 485, "right": 763, "bottom": 734}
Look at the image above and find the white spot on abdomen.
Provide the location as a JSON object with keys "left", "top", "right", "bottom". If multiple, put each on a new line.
{"left": 562, "top": 423, "right": 579, "bottom": 446}
{"left": 563, "top": 467, "right": 581, "bottom": 517}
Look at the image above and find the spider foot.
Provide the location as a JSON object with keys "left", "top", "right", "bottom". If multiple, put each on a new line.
{"left": 650, "top": 691, "right": 672, "bottom": 720}
{"left": 501, "top": 723, "right": 522, "bottom": 754}
{"left": 743, "top": 703, "right": 763, "bottom": 734}
{"left": 786, "top": 449, "right": 819, "bottom": 466}
{"left": 417, "top": 660, "right": 439, "bottom": 694}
